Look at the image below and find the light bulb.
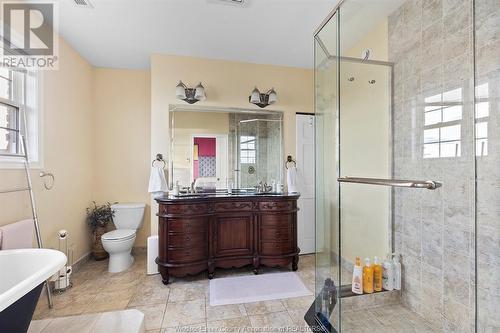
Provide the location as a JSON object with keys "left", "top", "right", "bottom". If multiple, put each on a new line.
{"left": 194, "top": 82, "right": 206, "bottom": 101}
{"left": 176, "top": 81, "right": 186, "bottom": 99}
{"left": 250, "top": 87, "right": 261, "bottom": 104}
{"left": 268, "top": 88, "right": 277, "bottom": 104}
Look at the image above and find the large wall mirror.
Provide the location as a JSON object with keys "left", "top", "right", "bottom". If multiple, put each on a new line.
{"left": 169, "top": 105, "right": 283, "bottom": 191}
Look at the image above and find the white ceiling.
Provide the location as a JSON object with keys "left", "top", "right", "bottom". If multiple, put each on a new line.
{"left": 57, "top": 0, "right": 339, "bottom": 69}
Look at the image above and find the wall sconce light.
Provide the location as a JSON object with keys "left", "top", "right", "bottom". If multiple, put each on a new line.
{"left": 249, "top": 87, "right": 277, "bottom": 108}
{"left": 176, "top": 81, "right": 206, "bottom": 104}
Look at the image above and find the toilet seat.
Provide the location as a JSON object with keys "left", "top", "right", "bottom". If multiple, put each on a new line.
{"left": 102, "top": 229, "right": 136, "bottom": 242}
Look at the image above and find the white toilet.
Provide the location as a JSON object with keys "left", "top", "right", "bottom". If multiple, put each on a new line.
{"left": 102, "top": 203, "right": 146, "bottom": 273}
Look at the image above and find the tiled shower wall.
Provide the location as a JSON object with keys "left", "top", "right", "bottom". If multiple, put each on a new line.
{"left": 389, "top": 0, "right": 476, "bottom": 332}
{"left": 475, "top": 0, "right": 500, "bottom": 331}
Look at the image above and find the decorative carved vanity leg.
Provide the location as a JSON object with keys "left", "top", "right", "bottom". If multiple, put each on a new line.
{"left": 161, "top": 271, "right": 170, "bottom": 285}
{"left": 253, "top": 256, "right": 260, "bottom": 275}
{"left": 292, "top": 255, "right": 299, "bottom": 271}
{"left": 208, "top": 260, "right": 215, "bottom": 279}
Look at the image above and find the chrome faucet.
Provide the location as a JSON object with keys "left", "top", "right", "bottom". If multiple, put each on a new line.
{"left": 256, "top": 181, "right": 272, "bottom": 193}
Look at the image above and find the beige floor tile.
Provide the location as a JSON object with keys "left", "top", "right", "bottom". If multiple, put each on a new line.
{"left": 83, "top": 289, "right": 135, "bottom": 313}
{"left": 130, "top": 304, "right": 167, "bottom": 331}
{"left": 287, "top": 309, "right": 309, "bottom": 328}
{"left": 161, "top": 323, "right": 207, "bottom": 333}
{"left": 206, "top": 303, "right": 247, "bottom": 322}
{"left": 206, "top": 316, "right": 252, "bottom": 330}
{"left": 281, "top": 295, "right": 315, "bottom": 311}
{"left": 27, "top": 319, "right": 52, "bottom": 333}
{"left": 168, "top": 282, "right": 207, "bottom": 302}
{"left": 162, "top": 299, "right": 206, "bottom": 328}
{"left": 243, "top": 300, "right": 286, "bottom": 315}
{"left": 249, "top": 311, "right": 295, "bottom": 330}
{"left": 40, "top": 313, "right": 100, "bottom": 333}
{"left": 128, "top": 284, "right": 170, "bottom": 306}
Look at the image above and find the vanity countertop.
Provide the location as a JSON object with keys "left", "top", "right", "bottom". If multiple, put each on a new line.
{"left": 155, "top": 192, "right": 300, "bottom": 202}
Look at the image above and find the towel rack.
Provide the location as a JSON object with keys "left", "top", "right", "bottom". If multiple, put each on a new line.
{"left": 152, "top": 153, "right": 166, "bottom": 168}
{"left": 338, "top": 177, "right": 442, "bottom": 190}
{"left": 39, "top": 171, "right": 55, "bottom": 190}
{"left": 285, "top": 155, "right": 296, "bottom": 169}
{"left": 0, "top": 135, "right": 53, "bottom": 308}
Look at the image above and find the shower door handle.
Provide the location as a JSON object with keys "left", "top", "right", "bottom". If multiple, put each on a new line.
{"left": 337, "top": 177, "right": 442, "bottom": 190}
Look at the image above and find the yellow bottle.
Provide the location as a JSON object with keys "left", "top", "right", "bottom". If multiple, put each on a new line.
{"left": 373, "top": 256, "right": 383, "bottom": 292}
{"left": 363, "top": 257, "right": 374, "bottom": 294}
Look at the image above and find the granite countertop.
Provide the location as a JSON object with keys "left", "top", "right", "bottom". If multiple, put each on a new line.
{"left": 155, "top": 191, "right": 300, "bottom": 202}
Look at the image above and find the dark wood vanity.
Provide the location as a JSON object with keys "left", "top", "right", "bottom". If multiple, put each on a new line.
{"left": 155, "top": 193, "right": 300, "bottom": 284}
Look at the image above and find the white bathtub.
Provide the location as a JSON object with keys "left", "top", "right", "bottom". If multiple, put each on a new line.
{"left": 0, "top": 248, "right": 66, "bottom": 311}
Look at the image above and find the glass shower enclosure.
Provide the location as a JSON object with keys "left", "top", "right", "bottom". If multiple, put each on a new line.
{"left": 308, "top": 0, "right": 499, "bottom": 332}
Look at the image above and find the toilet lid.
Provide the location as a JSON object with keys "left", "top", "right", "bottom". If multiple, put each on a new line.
{"left": 102, "top": 229, "right": 136, "bottom": 241}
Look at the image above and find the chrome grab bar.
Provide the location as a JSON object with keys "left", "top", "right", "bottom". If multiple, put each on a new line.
{"left": 337, "top": 177, "right": 442, "bottom": 190}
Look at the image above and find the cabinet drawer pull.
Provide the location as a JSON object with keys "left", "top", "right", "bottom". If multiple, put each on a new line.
{"left": 186, "top": 236, "right": 191, "bottom": 241}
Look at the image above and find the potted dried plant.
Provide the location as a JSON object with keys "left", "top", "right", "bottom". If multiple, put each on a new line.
{"left": 86, "top": 202, "right": 114, "bottom": 261}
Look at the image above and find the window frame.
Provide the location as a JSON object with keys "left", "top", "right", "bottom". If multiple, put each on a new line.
{"left": 240, "top": 135, "right": 256, "bottom": 164}
{"left": 0, "top": 69, "right": 42, "bottom": 169}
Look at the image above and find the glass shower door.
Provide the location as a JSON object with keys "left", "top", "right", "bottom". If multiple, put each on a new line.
{"left": 311, "top": 0, "right": 478, "bottom": 332}
{"left": 307, "top": 9, "right": 341, "bottom": 332}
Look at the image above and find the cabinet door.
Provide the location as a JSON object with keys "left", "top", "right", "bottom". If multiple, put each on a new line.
{"left": 214, "top": 213, "right": 254, "bottom": 257}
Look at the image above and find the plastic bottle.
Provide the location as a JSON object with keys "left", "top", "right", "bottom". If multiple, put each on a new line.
{"left": 351, "top": 257, "right": 363, "bottom": 295}
{"left": 373, "top": 256, "right": 383, "bottom": 292}
{"left": 363, "top": 257, "right": 374, "bottom": 294}
{"left": 382, "top": 254, "right": 394, "bottom": 291}
{"left": 393, "top": 254, "right": 402, "bottom": 290}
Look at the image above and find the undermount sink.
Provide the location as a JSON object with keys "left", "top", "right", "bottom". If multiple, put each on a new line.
{"left": 0, "top": 248, "right": 66, "bottom": 332}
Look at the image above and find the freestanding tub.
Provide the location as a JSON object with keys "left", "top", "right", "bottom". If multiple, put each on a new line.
{"left": 0, "top": 249, "right": 66, "bottom": 333}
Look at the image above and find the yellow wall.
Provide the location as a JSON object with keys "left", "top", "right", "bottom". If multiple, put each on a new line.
{"left": 0, "top": 37, "right": 94, "bottom": 261}
{"left": 150, "top": 54, "right": 313, "bottom": 234}
{"left": 340, "top": 20, "right": 390, "bottom": 263}
{"left": 93, "top": 68, "right": 151, "bottom": 247}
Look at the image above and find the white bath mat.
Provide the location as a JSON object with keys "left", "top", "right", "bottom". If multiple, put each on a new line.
{"left": 209, "top": 272, "right": 312, "bottom": 306}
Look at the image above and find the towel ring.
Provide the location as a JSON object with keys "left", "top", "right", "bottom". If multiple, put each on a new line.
{"left": 39, "top": 171, "right": 55, "bottom": 190}
{"left": 152, "top": 153, "right": 166, "bottom": 168}
{"left": 285, "top": 155, "right": 296, "bottom": 169}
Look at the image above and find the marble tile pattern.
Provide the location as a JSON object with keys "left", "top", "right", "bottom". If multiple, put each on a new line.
{"left": 32, "top": 252, "right": 438, "bottom": 332}
{"left": 389, "top": 0, "right": 479, "bottom": 332}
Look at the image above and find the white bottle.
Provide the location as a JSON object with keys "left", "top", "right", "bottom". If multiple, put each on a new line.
{"left": 351, "top": 257, "right": 363, "bottom": 295}
{"left": 393, "top": 254, "right": 402, "bottom": 290}
{"left": 172, "top": 181, "right": 180, "bottom": 196}
{"left": 382, "top": 255, "right": 394, "bottom": 291}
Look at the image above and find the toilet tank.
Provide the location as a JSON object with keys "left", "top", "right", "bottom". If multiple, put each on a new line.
{"left": 111, "top": 203, "right": 146, "bottom": 230}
